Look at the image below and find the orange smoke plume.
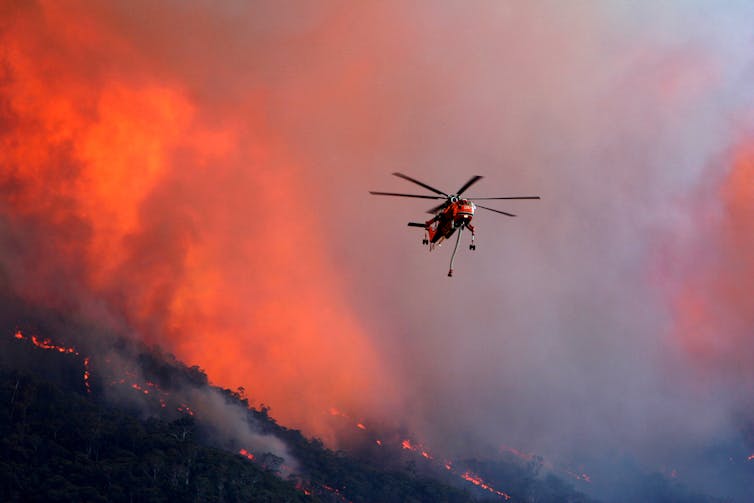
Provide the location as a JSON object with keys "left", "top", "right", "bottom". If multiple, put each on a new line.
{"left": 669, "top": 143, "right": 754, "bottom": 374}
{"left": 0, "top": 2, "right": 393, "bottom": 437}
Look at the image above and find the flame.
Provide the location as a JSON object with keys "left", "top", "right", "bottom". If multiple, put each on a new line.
{"left": 0, "top": 2, "right": 394, "bottom": 440}
{"left": 318, "top": 483, "right": 353, "bottom": 503}
{"left": 461, "top": 471, "right": 512, "bottom": 500}
{"left": 748, "top": 454, "right": 754, "bottom": 461}
{"left": 239, "top": 448, "right": 255, "bottom": 461}
{"left": 12, "top": 331, "right": 88, "bottom": 390}
{"left": 83, "top": 357, "right": 91, "bottom": 393}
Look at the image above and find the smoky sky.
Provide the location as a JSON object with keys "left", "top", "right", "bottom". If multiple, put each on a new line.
{"left": 2, "top": 1, "right": 754, "bottom": 498}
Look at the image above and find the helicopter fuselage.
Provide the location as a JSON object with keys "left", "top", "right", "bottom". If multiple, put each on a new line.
{"left": 427, "top": 199, "right": 476, "bottom": 243}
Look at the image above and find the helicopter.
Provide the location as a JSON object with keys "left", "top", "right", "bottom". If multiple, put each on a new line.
{"left": 370, "top": 172, "right": 540, "bottom": 276}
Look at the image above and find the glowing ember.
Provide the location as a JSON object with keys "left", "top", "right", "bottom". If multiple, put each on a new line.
{"left": 401, "top": 439, "right": 415, "bottom": 451}
{"left": 421, "top": 451, "right": 432, "bottom": 460}
{"left": 12, "top": 331, "right": 90, "bottom": 393}
{"left": 131, "top": 383, "right": 150, "bottom": 394}
{"left": 83, "top": 357, "right": 91, "bottom": 394}
{"left": 375, "top": 439, "right": 382, "bottom": 446}
{"left": 445, "top": 462, "right": 453, "bottom": 471}
{"left": 356, "top": 423, "right": 366, "bottom": 430}
{"left": 239, "top": 448, "right": 254, "bottom": 461}
{"left": 461, "top": 471, "right": 511, "bottom": 500}
{"left": 177, "top": 404, "right": 195, "bottom": 416}
{"left": 319, "top": 483, "right": 353, "bottom": 503}
{"left": 748, "top": 454, "right": 754, "bottom": 461}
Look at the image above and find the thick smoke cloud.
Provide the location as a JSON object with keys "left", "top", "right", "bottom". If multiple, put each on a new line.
{"left": 2, "top": 1, "right": 754, "bottom": 498}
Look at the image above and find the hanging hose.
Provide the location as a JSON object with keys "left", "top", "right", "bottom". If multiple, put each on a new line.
{"left": 448, "top": 227, "right": 463, "bottom": 277}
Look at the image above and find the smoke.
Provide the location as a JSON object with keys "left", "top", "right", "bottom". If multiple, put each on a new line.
{"left": 2, "top": 0, "right": 754, "bottom": 499}
{"left": 0, "top": 0, "right": 396, "bottom": 438}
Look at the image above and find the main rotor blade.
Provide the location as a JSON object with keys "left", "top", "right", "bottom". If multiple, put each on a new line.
{"left": 427, "top": 201, "right": 449, "bottom": 214}
{"left": 471, "top": 196, "right": 541, "bottom": 200}
{"left": 456, "top": 175, "right": 483, "bottom": 196}
{"left": 476, "top": 204, "right": 516, "bottom": 217}
{"left": 369, "top": 191, "right": 445, "bottom": 200}
{"left": 392, "top": 172, "right": 448, "bottom": 196}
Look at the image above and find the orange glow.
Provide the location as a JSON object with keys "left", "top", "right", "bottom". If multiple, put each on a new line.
{"left": 748, "top": 454, "right": 754, "bottom": 461}
{"left": 401, "top": 439, "right": 415, "bottom": 451}
{"left": 0, "top": 2, "right": 394, "bottom": 441}
{"left": 356, "top": 423, "right": 366, "bottom": 430}
{"left": 329, "top": 407, "right": 348, "bottom": 418}
{"left": 239, "top": 448, "right": 255, "bottom": 461}
{"left": 669, "top": 143, "right": 754, "bottom": 369}
{"left": 500, "top": 445, "right": 535, "bottom": 462}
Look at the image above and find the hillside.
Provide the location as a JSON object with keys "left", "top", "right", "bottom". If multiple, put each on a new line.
{"left": 0, "top": 315, "right": 596, "bottom": 503}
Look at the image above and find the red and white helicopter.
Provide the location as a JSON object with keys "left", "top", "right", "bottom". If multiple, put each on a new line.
{"left": 370, "top": 172, "right": 539, "bottom": 276}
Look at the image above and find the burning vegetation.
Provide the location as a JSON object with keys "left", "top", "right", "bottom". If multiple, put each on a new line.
{"left": 1, "top": 324, "right": 606, "bottom": 502}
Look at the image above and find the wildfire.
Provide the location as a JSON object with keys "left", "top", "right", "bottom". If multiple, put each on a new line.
{"left": 239, "top": 448, "right": 255, "bottom": 461}
{"left": 565, "top": 471, "right": 591, "bottom": 483}
{"left": 10, "top": 330, "right": 203, "bottom": 414}
{"left": 15, "top": 330, "right": 79, "bottom": 355}
{"left": 83, "top": 357, "right": 91, "bottom": 394}
{"left": 318, "top": 483, "right": 353, "bottom": 503}
{"left": 461, "top": 471, "right": 512, "bottom": 500}
{"left": 12, "top": 330, "right": 90, "bottom": 393}
{"left": 177, "top": 404, "right": 195, "bottom": 416}
{"left": 748, "top": 454, "right": 754, "bottom": 461}
{"left": 0, "top": 2, "right": 395, "bottom": 443}
{"left": 501, "top": 444, "right": 592, "bottom": 485}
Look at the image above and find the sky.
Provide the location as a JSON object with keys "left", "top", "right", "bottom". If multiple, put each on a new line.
{"left": 2, "top": 1, "right": 754, "bottom": 498}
